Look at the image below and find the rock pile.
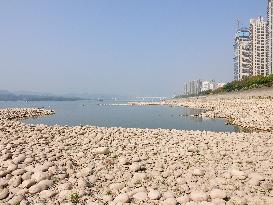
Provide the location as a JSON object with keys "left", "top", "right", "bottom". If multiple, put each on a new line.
{"left": 0, "top": 108, "right": 273, "bottom": 204}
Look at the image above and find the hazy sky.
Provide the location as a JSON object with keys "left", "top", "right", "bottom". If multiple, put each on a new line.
{"left": 0, "top": 0, "right": 267, "bottom": 96}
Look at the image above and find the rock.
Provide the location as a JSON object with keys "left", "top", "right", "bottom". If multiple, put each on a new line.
{"left": 119, "top": 157, "right": 131, "bottom": 165}
{"left": 13, "top": 154, "right": 26, "bottom": 164}
{"left": 177, "top": 195, "right": 190, "bottom": 204}
{"left": 210, "top": 189, "right": 227, "bottom": 199}
{"left": 7, "top": 195, "right": 24, "bottom": 205}
{"left": 31, "top": 171, "right": 50, "bottom": 182}
{"left": 230, "top": 169, "right": 247, "bottom": 180}
{"left": 22, "top": 179, "right": 36, "bottom": 188}
{"left": 0, "top": 188, "right": 9, "bottom": 200}
{"left": 102, "top": 195, "right": 113, "bottom": 202}
{"left": 58, "top": 182, "right": 72, "bottom": 191}
{"left": 12, "top": 169, "right": 26, "bottom": 176}
{"left": 77, "top": 167, "right": 93, "bottom": 178}
{"left": 39, "top": 190, "right": 57, "bottom": 199}
{"left": 29, "top": 179, "right": 53, "bottom": 194}
{"left": 190, "top": 191, "right": 208, "bottom": 202}
{"left": 132, "top": 192, "right": 148, "bottom": 201}
{"left": 129, "top": 163, "right": 142, "bottom": 172}
{"left": 58, "top": 190, "right": 71, "bottom": 202}
{"left": 109, "top": 182, "right": 125, "bottom": 191}
{"left": 8, "top": 176, "right": 22, "bottom": 187}
{"left": 24, "top": 157, "right": 34, "bottom": 164}
{"left": 162, "top": 198, "right": 177, "bottom": 205}
{"left": 163, "top": 191, "right": 175, "bottom": 199}
{"left": 193, "top": 169, "right": 205, "bottom": 176}
{"left": 78, "top": 178, "right": 89, "bottom": 189}
{"left": 114, "top": 193, "right": 130, "bottom": 203}
{"left": 230, "top": 196, "right": 247, "bottom": 205}
{"left": 188, "top": 145, "right": 198, "bottom": 152}
{"left": 248, "top": 173, "right": 265, "bottom": 186}
{"left": 211, "top": 198, "right": 226, "bottom": 205}
{"left": 128, "top": 187, "right": 147, "bottom": 197}
{"left": 148, "top": 189, "right": 161, "bottom": 200}
{"left": 0, "top": 179, "right": 8, "bottom": 187}
{"left": 93, "top": 147, "right": 110, "bottom": 155}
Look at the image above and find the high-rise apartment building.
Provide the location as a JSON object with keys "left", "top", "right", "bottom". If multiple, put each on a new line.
{"left": 233, "top": 1, "right": 273, "bottom": 80}
{"left": 250, "top": 17, "right": 267, "bottom": 76}
{"left": 184, "top": 80, "right": 202, "bottom": 95}
{"left": 234, "top": 28, "right": 252, "bottom": 80}
{"left": 267, "top": 0, "right": 273, "bottom": 74}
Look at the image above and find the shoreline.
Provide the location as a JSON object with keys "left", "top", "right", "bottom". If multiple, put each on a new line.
{"left": 0, "top": 106, "right": 273, "bottom": 204}
{"left": 130, "top": 94, "right": 273, "bottom": 133}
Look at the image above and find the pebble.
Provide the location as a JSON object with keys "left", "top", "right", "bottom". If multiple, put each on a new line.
{"left": 114, "top": 193, "right": 130, "bottom": 203}
{"left": 148, "top": 189, "right": 161, "bottom": 200}
{"left": 190, "top": 191, "right": 209, "bottom": 202}
{"left": 93, "top": 147, "right": 110, "bottom": 155}
{"left": 0, "top": 188, "right": 9, "bottom": 200}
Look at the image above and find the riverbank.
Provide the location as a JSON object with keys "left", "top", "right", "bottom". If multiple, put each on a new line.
{"left": 131, "top": 89, "right": 273, "bottom": 132}
{"left": 0, "top": 108, "right": 273, "bottom": 204}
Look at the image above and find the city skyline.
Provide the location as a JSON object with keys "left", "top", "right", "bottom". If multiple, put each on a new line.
{"left": 234, "top": 0, "right": 273, "bottom": 81}
{"left": 0, "top": 1, "right": 267, "bottom": 96}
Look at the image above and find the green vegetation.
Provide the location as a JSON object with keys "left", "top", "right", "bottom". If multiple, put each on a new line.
{"left": 175, "top": 75, "right": 273, "bottom": 98}
{"left": 70, "top": 192, "right": 80, "bottom": 204}
{"left": 221, "top": 74, "right": 273, "bottom": 92}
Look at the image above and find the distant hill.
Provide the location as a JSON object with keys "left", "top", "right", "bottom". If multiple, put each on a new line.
{"left": 0, "top": 90, "right": 83, "bottom": 101}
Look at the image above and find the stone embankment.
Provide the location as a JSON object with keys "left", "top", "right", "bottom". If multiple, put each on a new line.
{"left": 1, "top": 108, "right": 273, "bottom": 204}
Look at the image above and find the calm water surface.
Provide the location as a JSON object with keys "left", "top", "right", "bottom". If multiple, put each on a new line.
{"left": 0, "top": 100, "right": 239, "bottom": 132}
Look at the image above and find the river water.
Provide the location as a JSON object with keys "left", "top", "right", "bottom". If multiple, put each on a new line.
{"left": 0, "top": 100, "right": 239, "bottom": 132}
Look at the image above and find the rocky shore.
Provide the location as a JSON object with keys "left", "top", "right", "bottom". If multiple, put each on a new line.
{"left": 0, "top": 106, "right": 273, "bottom": 205}
{"left": 131, "top": 94, "right": 273, "bottom": 132}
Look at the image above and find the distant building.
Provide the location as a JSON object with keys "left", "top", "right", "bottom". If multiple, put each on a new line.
{"left": 216, "top": 82, "right": 226, "bottom": 89}
{"left": 201, "top": 80, "right": 216, "bottom": 92}
{"left": 184, "top": 80, "right": 202, "bottom": 95}
{"left": 234, "top": 27, "right": 252, "bottom": 81}
{"left": 267, "top": 0, "right": 273, "bottom": 74}
{"left": 184, "top": 80, "right": 225, "bottom": 95}
{"left": 250, "top": 17, "right": 267, "bottom": 76}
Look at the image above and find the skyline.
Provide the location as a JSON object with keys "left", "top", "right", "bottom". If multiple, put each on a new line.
{"left": 0, "top": 0, "right": 267, "bottom": 96}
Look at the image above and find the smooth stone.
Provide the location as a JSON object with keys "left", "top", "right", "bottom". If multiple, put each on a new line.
{"left": 190, "top": 191, "right": 208, "bottom": 202}
{"left": 93, "top": 147, "right": 110, "bottom": 155}
{"left": 0, "top": 188, "right": 9, "bottom": 200}
{"left": 210, "top": 189, "right": 227, "bottom": 199}
{"left": 148, "top": 189, "right": 161, "bottom": 200}
{"left": 132, "top": 192, "right": 148, "bottom": 201}
{"left": 114, "top": 193, "right": 130, "bottom": 203}
{"left": 162, "top": 198, "right": 177, "bottom": 205}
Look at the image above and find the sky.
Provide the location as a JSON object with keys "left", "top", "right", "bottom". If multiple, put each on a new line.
{"left": 0, "top": 0, "right": 267, "bottom": 97}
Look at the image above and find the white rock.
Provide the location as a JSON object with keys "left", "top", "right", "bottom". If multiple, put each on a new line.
{"left": 93, "top": 147, "right": 110, "bottom": 155}
{"left": 190, "top": 191, "right": 208, "bottom": 202}
{"left": 31, "top": 171, "right": 50, "bottom": 182}
{"left": 39, "top": 190, "right": 57, "bottom": 199}
{"left": 7, "top": 194, "right": 24, "bottom": 205}
{"left": 109, "top": 182, "right": 125, "bottom": 191}
{"left": 148, "top": 189, "right": 161, "bottom": 200}
{"left": 0, "top": 188, "right": 9, "bottom": 200}
{"left": 193, "top": 169, "right": 205, "bottom": 176}
{"left": 177, "top": 195, "right": 190, "bottom": 204}
{"left": 162, "top": 198, "right": 177, "bottom": 205}
{"left": 133, "top": 192, "right": 148, "bottom": 201}
{"left": 29, "top": 179, "right": 53, "bottom": 194}
{"left": 13, "top": 154, "right": 26, "bottom": 164}
{"left": 114, "top": 193, "right": 130, "bottom": 203}
{"left": 210, "top": 189, "right": 227, "bottom": 199}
